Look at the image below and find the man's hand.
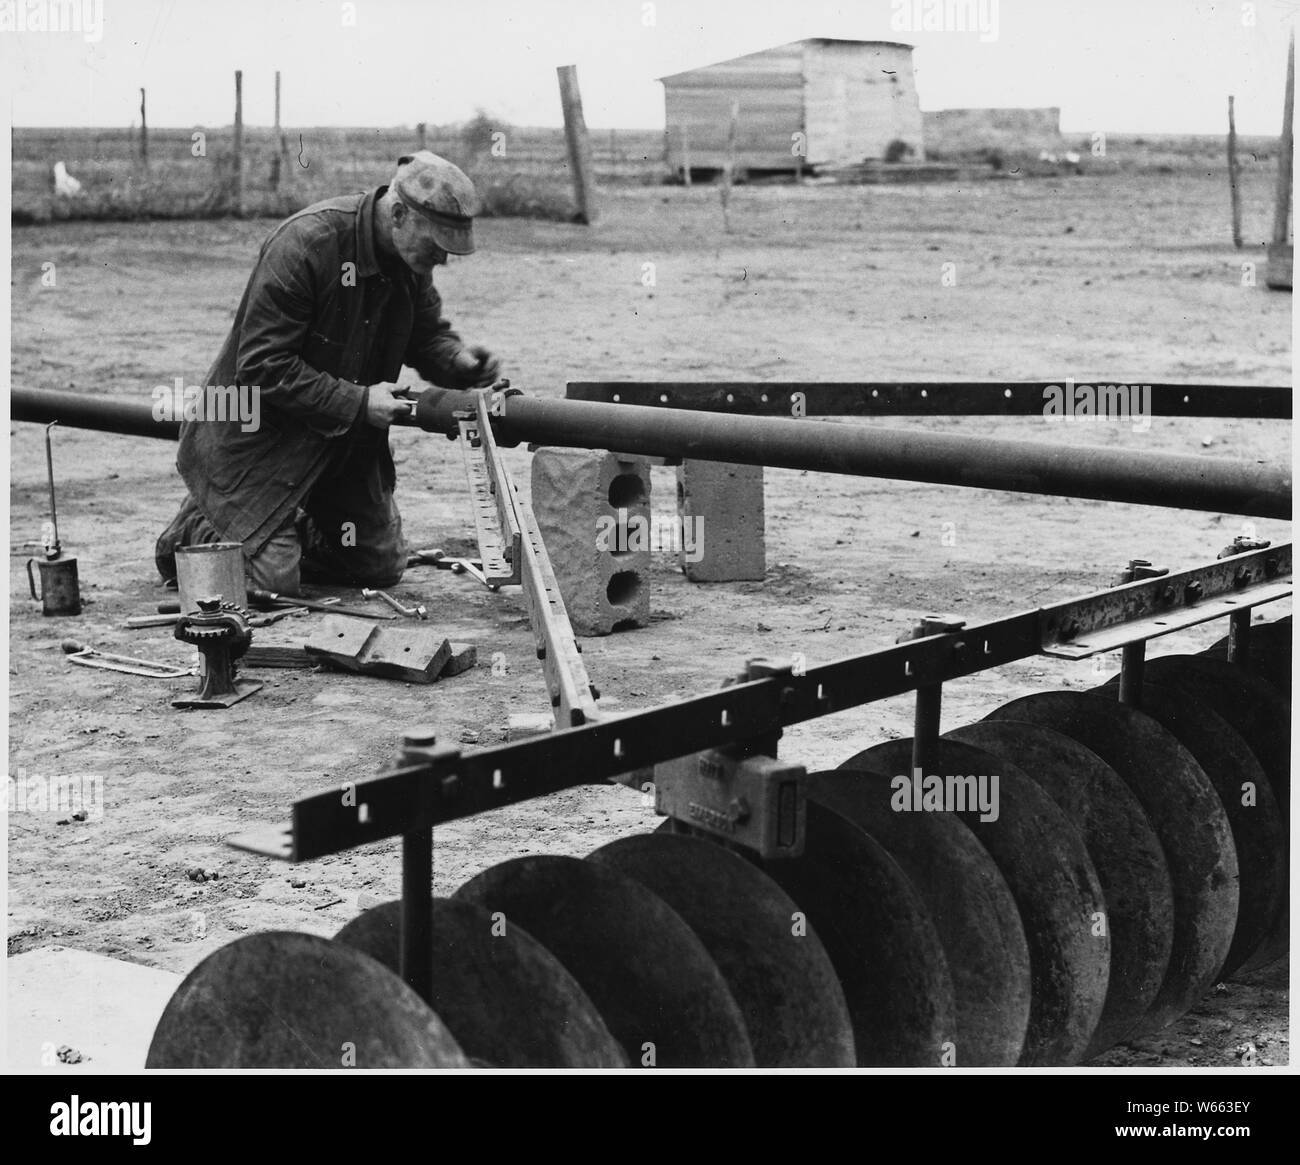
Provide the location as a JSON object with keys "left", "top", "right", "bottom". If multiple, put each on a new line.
{"left": 452, "top": 345, "right": 502, "bottom": 387}
{"left": 365, "top": 382, "right": 416, "bottom": 428}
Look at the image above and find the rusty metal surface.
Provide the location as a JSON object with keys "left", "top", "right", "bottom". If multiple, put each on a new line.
{"left": 944, "top": 720, "right": 1174, "bottom": 1059}
{"left": 589, "top": 832, "right": 854, "bottom": 1067}
{"left": 853, "top": 738, "right": 1110, "bottom": 1066}
{"left": 334, "top": 898, "right": 626, "bottom": 1068}
{"left": 738, "top": 799, "right": 957, "bottom": 1067}
{"left": 145, "top": 931, "right": 469, "bottom": 1068}
{"left": 986, "top": 692, "right": 1239, "bottom": 1036}
{"left": 453, "top": 854, "right": 754, "bottom": 1068}
{"left": 1041, "top": 545, "right": 1291, "bottom": 657}
{"left": 815, "top": 767, "right": 1030, "bottom": 1067}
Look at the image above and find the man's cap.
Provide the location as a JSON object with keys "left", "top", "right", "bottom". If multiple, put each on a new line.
{"left": 392, "top": 152, "right": 480, "bottom": 255}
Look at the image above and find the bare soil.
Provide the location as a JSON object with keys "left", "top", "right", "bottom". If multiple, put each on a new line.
{"left": 7, "top": 169, "right": 1291, "bottom": 1068}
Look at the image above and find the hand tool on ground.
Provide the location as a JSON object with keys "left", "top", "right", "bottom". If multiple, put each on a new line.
{"left": 411, "top": 548, "right": 494, "bottom": 589}
{"left": 247, "top": 588, "right": 397, "bottom": 620}
{"left": 126, "top": 613, "right": 182, "bottom": 629}
{"left": 361, "top": 589, "right": 428, "bottom": 620}
{"left": 249, "top": 606, "right": 311, "bottom": 627}
{"left": 26, "top": 421, "right": 82, "bottom": 616}
{"left": 63, "top": 640, "right": 193, "bottom": 678}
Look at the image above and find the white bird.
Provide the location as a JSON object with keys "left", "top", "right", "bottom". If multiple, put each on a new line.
{"left": 1064, "top": 150, "right": 1081, "bottom": 165}
{"left": 53, "top": 161, "right": 83, "bottom": 198}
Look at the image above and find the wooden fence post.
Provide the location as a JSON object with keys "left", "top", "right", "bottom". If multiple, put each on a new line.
{"left": 233, "top": 70, "right": 244, "bottom": 215}
{"left": 557, "top": 64, "right": 598, "bottom": 224}
{"left": 1228, "top": 95, "right": 1242, "bottom": 249}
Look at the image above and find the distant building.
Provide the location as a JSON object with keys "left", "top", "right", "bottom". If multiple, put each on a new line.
{"left": 922, "top": 108, "right": 1064, "bottom": 155}
{"left": 659, "top": 38, "right": 923, "bottom": 177}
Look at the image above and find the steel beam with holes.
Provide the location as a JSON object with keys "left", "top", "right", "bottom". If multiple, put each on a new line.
{"left": 227, "top": 541, "right": 1291, "bottom": 863}
{"left": 564, "top": 381, "right": 1292, "bottom": 419}
{"left": 462, "top": 393, "right": 599, "bottom": 729}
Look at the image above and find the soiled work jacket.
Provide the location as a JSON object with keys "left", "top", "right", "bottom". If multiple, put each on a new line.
{"left": 176, "top": 186, "right": 474, "bottom": 551}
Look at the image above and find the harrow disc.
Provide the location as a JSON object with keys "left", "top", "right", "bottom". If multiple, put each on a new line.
{"left": 719, "top": 799, "right": 957, "bottom": 1067}
{"left": 334, "top": 897, "right": 626, "bottom": 1068}
{"left": 1129, "top": 655, "right": 1290, "bottom": 818}
{"left": 817, "top": 766, "right": 1031, "bottom": 1066}
{"left": 986, "top": 691, "right": 1239, "bottom": 1035}
{"left": 846, "top": 740, "right": 1109, "bottom": 1066}
{"left": 589, "top": 831, "right": 855, "bottom": 1067}
{"left": 944, "top": 720, "right": 1174, "bottom": 1058}
{"left": 454, "top": 854, "right": 754, "bottom": 1068}
{"left": 146, "top": 931, "right": 469, "bottom": 1068}
{"left": 1105, "top": 654, "right": 1290, "bottom": 971}
{"left": 1203, "top": 618, "right": 1291, "bottom": 697}
{"left": 1092, "top": 683, "right": 1285, "bottom": 979}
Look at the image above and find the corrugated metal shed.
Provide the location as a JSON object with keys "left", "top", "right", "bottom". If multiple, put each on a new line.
{"left": 659, "top": 38, "right": 923, "bottom": 175}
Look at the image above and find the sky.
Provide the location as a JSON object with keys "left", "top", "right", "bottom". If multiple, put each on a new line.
{"left": 0, "top": 0, "right": 1294, "bottom": 134}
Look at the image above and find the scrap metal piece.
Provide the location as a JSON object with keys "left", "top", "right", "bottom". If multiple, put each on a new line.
{"left": 945, "top": 720, "right": 1174, "bottom": 1059}
{"left": 589, "top": 831, "right": 855, "bottom": 1067}
{"left": 454, "top": 854, "right": 754, "bottom": 1068}
{"left": 145, "top": 931, "right": 469, "bottom": 1068}
{"left": 334, "top": 898, "right": 626, "bottom": 1068}
{"left": 986, "top": 691, "right": 1239, "bottom": 1036}
{"left": 858, "top": 737, "right": 1110, "bottom": 1066}
{"left": 303, "top": 616, "right": 452, "bottom": 684}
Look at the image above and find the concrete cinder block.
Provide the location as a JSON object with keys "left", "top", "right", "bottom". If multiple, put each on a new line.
{"left": 677, "top": 460, "right": 765, "bottom": 582}
{"left": 531, "top": 448, "right": 651, "bottom": 636}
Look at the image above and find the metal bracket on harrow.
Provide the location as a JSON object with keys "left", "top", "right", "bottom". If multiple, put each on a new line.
{"left": 653, "top": 658, "right": 807, "bottom": 858}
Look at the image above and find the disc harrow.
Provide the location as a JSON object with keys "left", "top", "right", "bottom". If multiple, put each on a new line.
{"left": 147, "top": 611, "right": 1288, "bottom": 1068}
{"left": 137, "top": 436, "right": 1287, "bottom": 1071}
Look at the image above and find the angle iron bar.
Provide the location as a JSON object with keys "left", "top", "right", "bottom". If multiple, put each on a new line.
{"left": 565, "top": 381, "right": 1293, "bottom": 420}
{"left": 260, "top": 542, "right": 1290, "bottom": 862}
{"left": 514, "top": 491, "right": 600, "bottom": 728}
{"left": 457, "top": 417, "right": 519, "bottom": 585}
{"left": 473, "top": 392, "right": 523, "bottom": 570}
{"left": 1041, "top": 542, "right": 1292, "bottom": 653}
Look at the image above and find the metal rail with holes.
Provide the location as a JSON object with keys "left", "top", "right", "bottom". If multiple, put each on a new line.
{"left": 564, "top": 381, "right": 1293, "bottom": 419}
{"left": 229, "top": 541, "right": 1291, "bottom": 863}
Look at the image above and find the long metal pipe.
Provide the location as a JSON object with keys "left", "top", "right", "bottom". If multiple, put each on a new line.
{"left": 11, "top": 385, "right": 1291, "bottom": 518}
{"left": 419, "top": 389, "right": 1291, "bottom": 519}
{"left": 12, "top": 388, "right": 180, "bottom": 439}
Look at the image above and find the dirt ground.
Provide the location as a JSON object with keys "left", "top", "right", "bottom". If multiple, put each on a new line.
{"left": 7, "top": 168, "right": 1292, "bottom": 1069}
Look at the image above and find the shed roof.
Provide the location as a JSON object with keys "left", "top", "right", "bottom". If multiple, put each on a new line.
{"left": 657, "top": 38, "right": 915, "bottom": 84}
